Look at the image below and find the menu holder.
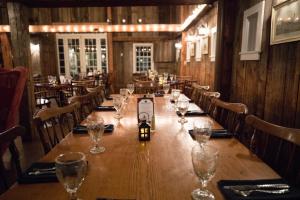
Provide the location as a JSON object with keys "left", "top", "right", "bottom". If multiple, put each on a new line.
{"left": 137, "top": 97, "right": 154, "bottom": 123}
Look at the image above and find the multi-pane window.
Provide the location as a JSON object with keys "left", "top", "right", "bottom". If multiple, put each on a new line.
{"left": 85, "top": 39, "right": 97, "bottom": 73}
{"left": 57, "top": 39, "right": 65, "bottom": 74}
{"left": 56, "top": 34, "right": 108, "bottom": 77}
{"left": 100, "top": 39, "right": 107, "bottom": 73}
{"left": 67, "top": 39, "right": 81, "bottom": 76}
{"left": 133, "top": 43, "right": 153, "bottom": 73}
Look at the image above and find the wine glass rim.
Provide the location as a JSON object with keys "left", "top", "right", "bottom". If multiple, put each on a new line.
{"left": 55, "top": 152, "right": 86, "bottom": 165}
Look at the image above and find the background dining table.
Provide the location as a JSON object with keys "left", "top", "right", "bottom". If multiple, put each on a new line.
{"left": 0, "top": 95, "right": 279, "bottom": 200}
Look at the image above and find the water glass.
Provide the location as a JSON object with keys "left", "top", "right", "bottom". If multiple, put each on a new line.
{"left": 163, "top": 83, "right": 170, "bottom": 96}
{"left": 177, "top": 99, "right": 189, "bottom": 124}
{"left": 86, "top": 117, "right": 105, "bottom": 154}
{"left": 113, "top": 95, "right": 124, "bottom": 120}
{"left": 191, "top": 145, "right": 218, "bottom": 200}
{"left": 193, "top": 119, "right": 213, "bottom": 146}
{"left": 127, "top": 83, "right": 135, "bottom": 96}
{"left": 171, "top": 89, "right": 181, "bottom": 109}
{"left": 120, "top": 88, "right": 129, "bottom": 103}
{"left": 55, "top": 152, "right": 87, "bottom": 200}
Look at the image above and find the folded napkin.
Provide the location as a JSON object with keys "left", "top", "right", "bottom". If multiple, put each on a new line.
{"left": 188, "top": 129, "right": 233, "bottom": 139}
{"left": 95, "top": 106, "right": 116, "bottom": 111}
{"left": 106, "top": 96, "right": 113, "bottom": 100}
{"left": 73, "top": 124, "right": 114, "bottom": 134}
{"left": 176, "top": 110, "right": 207, "bottom": 116}
{"left": 218, "top": 179, "right": 300, "bottom": 200}
{"left": 170, "top": 99, "right": 194, "bottom": 103}
{"left": 18, "top": 162, "right": 58, "bottom": 184}
{"left": 154, "top": 92, "right": 164, "bottom": 97}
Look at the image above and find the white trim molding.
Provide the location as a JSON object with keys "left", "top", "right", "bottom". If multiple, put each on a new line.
{"left": 240, "top": 1, "right": 265, "bottom": 61}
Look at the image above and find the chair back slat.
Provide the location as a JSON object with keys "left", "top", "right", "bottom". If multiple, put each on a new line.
{"left": 245, "top": 115, "right": 300, "bottom": 186}
{"left": 34, "top": 102, "right": 80, "bottom": 154}
{"left": 211, "top": 99, "right": 248, "bottom": 136}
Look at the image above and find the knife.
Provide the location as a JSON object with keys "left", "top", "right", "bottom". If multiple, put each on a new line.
{"left": 224, "top": 183, "right": 290, "bottom": 191}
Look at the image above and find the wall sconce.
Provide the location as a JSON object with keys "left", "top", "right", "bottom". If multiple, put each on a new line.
{"left": 30, "top": 43, "right": 40, "bottom": 54}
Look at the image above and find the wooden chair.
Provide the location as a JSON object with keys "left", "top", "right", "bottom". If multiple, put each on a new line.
{"left": 245, "top": 115, "right": 300, "bottom": 186}
{"left": 210, "top": 99, "right": 248, "bottom": 136}
{"left": 86, "top": 85, "right": 105, "bottom": 105}
{"left": 190, "top": 84, "right": 210, "bottom": 103}
{"left": 69, "top": 92, "right": 98, "bottom": 120}
{"left": 33, "top": 102, "right": 80, "bottom": 154}
{"left": 134, "top": 81, "right": 158, "bottom": 94}
{"left": 0, "top": 126, "right": 25, "bottom": 194}
{"left": 198, "top": 91, "right": 221, "bottom": 113}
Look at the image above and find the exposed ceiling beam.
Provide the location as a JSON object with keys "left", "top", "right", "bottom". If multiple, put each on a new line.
{"left": 7, "top": 0, "right": 216, "bottom": 8}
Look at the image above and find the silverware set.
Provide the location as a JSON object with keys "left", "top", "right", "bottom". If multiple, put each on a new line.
{"left": 28, "top": 166, "right": 56, "bottom": 176}
{"left": 224, "top": 183, "right": 290, "bottom": 197}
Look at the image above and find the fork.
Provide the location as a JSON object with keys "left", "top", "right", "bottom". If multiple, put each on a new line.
{"left": 231, "top": 188, "right": 290, "bottom": 197}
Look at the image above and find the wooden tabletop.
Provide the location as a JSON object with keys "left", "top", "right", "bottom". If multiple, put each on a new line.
{"left": 0, "top": 96, "right": 279, "bottom": 200}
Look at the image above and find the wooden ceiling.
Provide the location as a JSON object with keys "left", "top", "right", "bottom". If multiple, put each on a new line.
{"left": 7, "top": 0, "right": 215, "bottom": 7}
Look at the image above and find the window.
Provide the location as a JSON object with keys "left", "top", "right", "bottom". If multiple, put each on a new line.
{"left": 133, "top": 43, "right": 154, "bottom": 73}
{"left": 210, "top": 26, "right": 217, "bottom": 62}
{"left": 56, "top": 33, "right": 108, "bottom": 77}
{"left": 240, "top": 1, "right": 265, "bottom": 60}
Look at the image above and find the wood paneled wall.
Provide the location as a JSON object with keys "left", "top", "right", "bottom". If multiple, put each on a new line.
{"left": 230, "top": 0, "right": 300, "bottom": 128}
{"left": 180, "top": 3, "right": 218, "bottom": 89}
{"left": 113, "top": 32, "right": 176, "bottom": 90}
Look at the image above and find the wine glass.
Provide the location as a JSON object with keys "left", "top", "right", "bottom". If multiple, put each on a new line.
{"left": 191, "top": 145, "right": 218, "bottom": 200}
{"left": 55, "top": 152, "right": 87, "bottom": 200}
{"left": 86, "top": 117, "right": 105, "bottom": 154}
{"left": 177, "top": 99, "right": 189, "bottom": 124}
{"left": 171, "top": 89, "right": 181, "bottom": 110}
{"left": 127, "top": 83, "right": 135, "bottom": 96}
{"left": 113, "top": 95, "right": 124, "bottom": 120}
{"left": 120, "top": 88, "right": 129, "bottom": 103}
{"left": 163, "top": 83, "right": 170, "bottom": 98}
{"left": 193, "top": 119, "right": 213, "bottom": 146}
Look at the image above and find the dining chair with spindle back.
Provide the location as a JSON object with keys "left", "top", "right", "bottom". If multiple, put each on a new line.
{"left": 245, "top": 115, "right": 300, "bottom": 186}
{"left": 134, "top": 81, "right": 158, "bottom": 94}
{"left": 86, "top": 85, "right": 105, "bottom": 105}
{"left": 190, "top": 84, "right": 210, "bottom": 103}
{"left": 199, "top": 92, "right": 221, "bottom": 113}
{"left": 210, "top": 99, "right": 248, "bottom": 136}
{"left": 33, "top": 102, "right": 80, "bottom": 154}
{"left": 0, "top": 126, "right": 25, "bottom": 195}
{"left": 69, "top": 91, "right": 98, "bottom": 121}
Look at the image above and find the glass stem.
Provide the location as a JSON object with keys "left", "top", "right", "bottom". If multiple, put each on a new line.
{"left": 200, "top": 179, "right": 208, "bottom": 189}
{"left": 69, "top": 191, "right": 77, "bottom": 200}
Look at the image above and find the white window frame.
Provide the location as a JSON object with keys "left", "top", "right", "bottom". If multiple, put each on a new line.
{"left": 210, "top": 26, "right": 217, "bottom": 62}
{"left": 133, "top": 43, "right": 154, "bottom": 73}
{"left": 240, "top": 1, "right": 265, "bottom": 60}
{"left": 56, "top": 33, "right": 108, "bottom": 76}
{"left": 195, "top": 38, "right": 202, "bottom": 62}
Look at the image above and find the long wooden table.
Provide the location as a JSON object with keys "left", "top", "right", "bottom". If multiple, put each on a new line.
{"left": 0, "top": 96, "right": 279, "bottom": 200}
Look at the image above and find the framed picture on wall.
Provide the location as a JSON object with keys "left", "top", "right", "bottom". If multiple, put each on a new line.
{"left": 201, "top": 36, "right": 208, "bottom": 54}
{"left": 271, "top": 0, "right": 300, "bottom": 45}
{"left": 190, "top": 43, "right": 195, "bottom": 57}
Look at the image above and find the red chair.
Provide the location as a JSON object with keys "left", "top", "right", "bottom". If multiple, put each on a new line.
{"left": 0, "top": 67, "right": 28, "bottom": 154}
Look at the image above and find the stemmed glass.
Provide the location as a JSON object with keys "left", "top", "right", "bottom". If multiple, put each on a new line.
{"left": 163, "top": 83, "right": 170, "bottom": 98}
{"left": 113, "top": 95, "right": 124, "bottom": 120}
{"left": 177, "top": 99, "right": 189, "bottom": 124}
{"left": 55, "top": 152, "right": 87, "bottom": 200}
{"left": 171, "top": 89, "right": 181, "bottom": 110}
{"left": 191, "top": 145, "right": 218, "bottom": 200}
{"left": 120, "top": 88, "right": 129, "bottom": 104}
{"left": 127, "top": 83, "right": 135, "bottom": 96}
{"left": 193, "top": 119, "right": 213, "bottom": 146}
{"left": 86, "top": 117, "right": 105, "bottom": 154}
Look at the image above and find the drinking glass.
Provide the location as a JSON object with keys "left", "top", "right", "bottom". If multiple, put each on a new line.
{"left": 177, "top": 99, "right": 189, "bottom": 124}
{"left": 191, "top": 145, "right": 218, "bottom": 200}
{"left": 193, "top": 119, "right": 213, "bottom": 146}
{"left": 55, "top": 152, "right": 87, "bottom": 200}
{"left": 171, "top": 89, "right": 181, "bottom": 109}
{"left": 113, "top": 95, "right": 124, "bottom": 120}
{"left": 163, "top": 83, "right": 170, "bottom": 97}
{"left": 86, "top": 117, "right": 105, "bottom": 154}
{"left": 120, "top": 88, "right": 129, "bottom": 103}
{"left": 127, "top": 83, "right": 135, "bottom": 96}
